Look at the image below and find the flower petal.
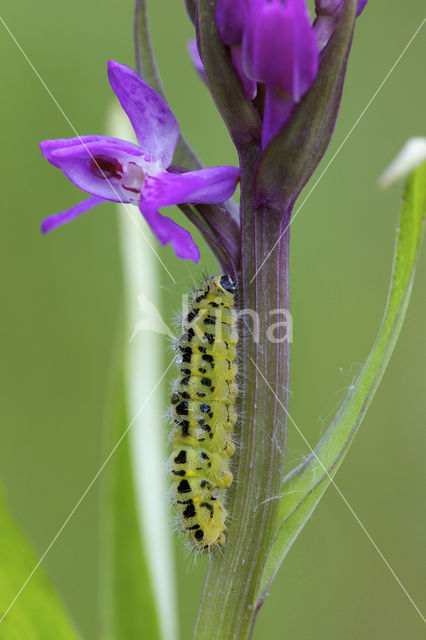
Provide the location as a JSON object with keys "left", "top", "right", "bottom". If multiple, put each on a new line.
{"left": 107, "top": 61, "right": 180, "bottom": 168}
{"left": 187, "top": 39, "right": 207, "bottom": 83}
{"left": 356, "top": 0, "right": 368, "bottom": 15}
{"left": 262, "top": 88, "right": 295, "bottom": 149}
{"left": 231, "top": 46, "right": 257, "bottom": 101}
{"left": 139, "top": 201, "right": 200, "bottom": 262}
{"left": 41, "top": 196, "right": 106, "bottom": 234}
{"left": 243, "top": 0, "right": 318, "bottom": 101}
{"left": 315, "top": 0, "right": 368, "bottom": 50}
{"left": 216, "top": 0, "right": 248, "bottom": 46}
{"left": 40, "top": 135, "right": 141, "bottom": 162}
{"left": 143, "top": 166, "right": 240, "bottom": 209}
{"left": 41, "top": 137, "right": 145, "bottom": 203}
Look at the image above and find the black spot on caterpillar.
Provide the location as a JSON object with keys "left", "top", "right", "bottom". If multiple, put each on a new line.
{"left": 168, "top": 275, "right": 238, "bottom": 550}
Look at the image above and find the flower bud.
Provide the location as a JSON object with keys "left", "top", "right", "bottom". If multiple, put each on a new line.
{"left": 215, "top": 0, "right": 256, "bottom": 100}
{"left": 315, "top": 0, "right": 368, "bottom": 50}
{"left": 242, "top": 0, "right": 318, "bottom": 102}
{"left": 216, "top": 0, "right": 249, "bottom": 46}
{"left": 315, "top": 0, "right": 368, "bottom": 17}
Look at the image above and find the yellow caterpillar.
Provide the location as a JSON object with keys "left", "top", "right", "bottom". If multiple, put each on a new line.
{"left": 168, "top": 275, "right": 238, "bottom": 550}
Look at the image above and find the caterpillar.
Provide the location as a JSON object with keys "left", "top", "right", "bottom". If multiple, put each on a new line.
{"left": 168, "top": 275, "right": 238, "bottom": 550}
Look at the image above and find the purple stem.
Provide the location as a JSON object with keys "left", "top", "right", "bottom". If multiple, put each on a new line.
{"left": 193, "top": 145, "right": 291, "bottom": 640}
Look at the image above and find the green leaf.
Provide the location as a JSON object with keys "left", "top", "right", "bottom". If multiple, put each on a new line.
{"left": 0, "top": 492, "right": 79, "bottom": 639}
{"left": 100, "top": 357, "right": 162, "bottom": 640}
{"left": 100, "top": 107, "right": 178, "bottom": 640}
{"left": 257, "top": 161, "right": 426, "bottom": 601}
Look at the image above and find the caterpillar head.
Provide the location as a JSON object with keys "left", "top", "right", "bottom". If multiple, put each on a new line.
{"left": 219, "top": 274, "right": 237, "bottom": 294}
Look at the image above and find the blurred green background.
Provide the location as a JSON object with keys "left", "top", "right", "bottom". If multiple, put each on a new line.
{"left": 0, "top": 0, "right": 425, "bottom": 638}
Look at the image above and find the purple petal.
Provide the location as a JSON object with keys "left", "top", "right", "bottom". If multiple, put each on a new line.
{"left": 243, "top": 0, "right": 319, "bottom": 101}
{"left": 216, "top": 0, "right": 248, "bottom": 46}
{"left": 41, "top": 137, "right": 145, "bottom": 203}
{"left": 315, "top": 0, "right": 340, "bottom": 12}
{"left": 139, "top": 201, "right": 200, "bottom": 262}
{"left": 356, "top": 0, "right": 368, "bottom": 16}
{"left": 231, "top": 46, "right": 257, "bottom": 101}
{"left": 107, "top": 61, "right": 179, "bottom": 168}
{"left": 142, "top": 166, "right": 240, "bottom": 209}
{"left": 40, "top": 135, "right": 141, "bottom": 161}
{"left": 262, "top": 88, "right": 295, "bottom": 149}
{"left": 41, "top": 196, "right": 106, "bottom": 234}
{"left": 314, "top": 0, "right": 368, "bottom": 50}
{"left": 188, "top": 40, "right": 207, "bottom": 83}
{"left": 315, "top": 0, "right": 368, "bottom": 17}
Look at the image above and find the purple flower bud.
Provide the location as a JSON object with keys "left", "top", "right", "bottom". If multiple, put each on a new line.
{"left": 216, "top": 0, "right": 249, "bottom": 46}
{"left": 214, "top": 0, "right": 257, "bottom": 100}
{"left": 356, "top": 0, "right": 368, "bottom": 16}
{"left": 315, "top": 0, "right": 368, "bottom": 50}
{"left": 187, "top": 39, "right": 207, "bottom": 83}
{"left": 315, "top": 0, "right": 368, "bottom": 17}
{"left": 242, "top": 0, "right": 318, "bottom": 102}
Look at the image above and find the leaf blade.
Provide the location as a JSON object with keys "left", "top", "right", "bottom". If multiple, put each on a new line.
{"left": 100, "top": 359, "right": 162, "bottom": 640}
{"left": 99, "top": 106, "right": 178, "bottom": 640}
{"left": 258, "top": 161, "right": 426, "bottom": 600}
{"left": 0, "top": 492, "right": 79, "bottom": 640}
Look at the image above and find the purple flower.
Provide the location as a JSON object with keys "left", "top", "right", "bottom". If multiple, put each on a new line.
{"left": 315, "top": 0, "right": 368, "bottom": 16}
{"left": 216, "top": 0, "right": 249, "bottom": 46}
{"left": 215, "top": 0, "right": 257, "bottom": 100}
{"left": 188, "top": 40, "right": 206, "bottom": 82}
{"left": 242, "top": 0, "right": 319, "bottom": 147}
{"left": 243, "top": 0, "right": 318, "bottom": 100}
{"left": 315, "top": 0, "right": 369, "bottom": 50}
{"left": 40, "top": 61, "right": 240, "bottom": 263}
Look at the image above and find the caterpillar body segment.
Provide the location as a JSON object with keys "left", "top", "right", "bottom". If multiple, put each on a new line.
{"left": 169, "top": 275, "right": 238, "bottom": 550}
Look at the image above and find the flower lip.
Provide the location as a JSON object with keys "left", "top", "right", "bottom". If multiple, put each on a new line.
{"left": 40, "top": 61, "right": 240, "bottom": 263}
{"left": 88, "top": 156, "right": 146, "bottom": 201}
{"left": 90, "top": 156, "right": 124, "bottom": 180}
{"left": 122, "top": 162, "right": 145, "bottom": 196}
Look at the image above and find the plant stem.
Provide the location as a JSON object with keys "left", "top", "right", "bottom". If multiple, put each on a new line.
{"left": 193, "top": 146, "right": 291, "bottom": 639}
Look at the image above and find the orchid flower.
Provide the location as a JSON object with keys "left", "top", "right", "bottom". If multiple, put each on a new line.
{"left": 40, "top": 61, "right": 240, "bottom": 262}
{"left": 242, "top": 0, "right": 319, "bottom": 147}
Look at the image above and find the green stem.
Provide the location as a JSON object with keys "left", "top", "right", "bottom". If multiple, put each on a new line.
{"left": 193, "top": 146, "right": 291, "bottom": 639}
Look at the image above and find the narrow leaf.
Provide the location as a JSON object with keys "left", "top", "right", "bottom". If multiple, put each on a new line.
{"left": 378, "top": 137, "right": 426, "bottom": 188}
{"left": 100, "top": 106, "right": 178, "bottom": 640}
{"left": 0, "top": 492, "right": 79, "bottom": 639}
{"left": 101, "top": 357, "right": 162, "bottom": 640}
{"left": 257, "top": 161, "right": 426, "bottom": 600}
